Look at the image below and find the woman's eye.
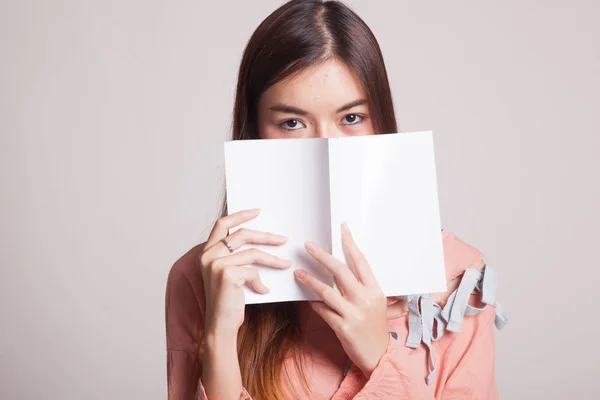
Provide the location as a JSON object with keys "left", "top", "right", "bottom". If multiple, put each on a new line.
{"left": 280, "top": 119, "right": 305, "bottom": 131}
{"left": 341, "top": 114, "right": 363, "bottom": 125}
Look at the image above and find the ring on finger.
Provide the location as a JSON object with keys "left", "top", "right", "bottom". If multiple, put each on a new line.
{"left": 221, "top": 238, "right": 234, "bottom": 253}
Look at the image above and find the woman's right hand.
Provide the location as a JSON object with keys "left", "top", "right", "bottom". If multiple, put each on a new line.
{"left": 198, "top": 208, "right": 292, "bottom": 337}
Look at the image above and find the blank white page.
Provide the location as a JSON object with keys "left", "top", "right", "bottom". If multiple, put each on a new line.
{"left": 329, "top": 132, "right": 447, "bottom": 296}
{"left": 224, "top": 138, "right": 333, "bottom": 304}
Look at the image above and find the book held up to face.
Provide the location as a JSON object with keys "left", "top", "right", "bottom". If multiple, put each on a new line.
{"left": 224, "top": 132, "right": 447, "bottom": 304}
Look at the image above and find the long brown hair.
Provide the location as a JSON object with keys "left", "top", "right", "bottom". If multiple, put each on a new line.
{"left": 220, "top": 1, "right": 397, "bottom": 398}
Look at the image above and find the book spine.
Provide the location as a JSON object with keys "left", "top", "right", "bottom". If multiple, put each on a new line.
{"left": 328, "top": 138, "right": 343, "bottom": 293}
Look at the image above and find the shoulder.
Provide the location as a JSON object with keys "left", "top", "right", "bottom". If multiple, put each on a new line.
{"left": 165, "top": 242, "right": 207, "bottom": 350}
{"left": 432, "top": 229, "right": 486, "bottom": 304}
{"left": 166, "top": 242, "right": 206, "bottom": 292}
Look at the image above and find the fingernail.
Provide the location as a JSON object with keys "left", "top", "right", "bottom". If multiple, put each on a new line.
{"left": 305, "top": 241, "right": 315, "bottom": 253}
{"left": 249, "top": 208, "right": 261, "bottom": 214}
{"left": 275, "top": 235, "right": 288, "bottom": 243}
{"left": 294, "top": 269, "right": 306, "bottom": 279}
{"left": 261, "top": 284, "right": 270, "bottom": 294}
{"left": 282, "top": 259, "right": 293, "bottom": 267}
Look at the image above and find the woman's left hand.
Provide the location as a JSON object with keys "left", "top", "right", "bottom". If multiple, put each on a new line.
{"left": 294, "top": 223, "right": 390, "bottom": 378}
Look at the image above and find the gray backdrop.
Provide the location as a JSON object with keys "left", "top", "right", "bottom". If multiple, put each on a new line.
{"left": 1, "top": 0, "right": 598, "bottom": 399}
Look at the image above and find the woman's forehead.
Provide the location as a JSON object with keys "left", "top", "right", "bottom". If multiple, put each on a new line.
{"left": 260, "top": 60, "right": 367, "bottom": 114}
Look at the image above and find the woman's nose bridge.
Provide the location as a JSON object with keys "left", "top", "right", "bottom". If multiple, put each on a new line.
{"left": 313, "top": 122, "right": 339, "bottom": 138}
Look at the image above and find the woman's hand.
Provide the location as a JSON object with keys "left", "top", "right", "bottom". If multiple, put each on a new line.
{"left": 294, "top": 223, "right": 389, "bottom": 378}
{"left": 199, "top": 209, "right": 291, "bottom": 399}
{"left": 199, "top": 208, "right": 292, "bottom": 337}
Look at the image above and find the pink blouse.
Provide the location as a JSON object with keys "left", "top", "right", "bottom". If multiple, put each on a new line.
{"left": 165, "top": 230, "right": 506, "bottom": 399}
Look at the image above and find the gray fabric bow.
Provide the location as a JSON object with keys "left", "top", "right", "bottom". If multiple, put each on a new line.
{"left": 397, "top": 265, "right": 508, "bottom": 385}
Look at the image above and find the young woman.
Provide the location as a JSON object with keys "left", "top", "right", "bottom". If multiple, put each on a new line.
{"left": 165, "top": 1, "right": 506, "bottom": 399}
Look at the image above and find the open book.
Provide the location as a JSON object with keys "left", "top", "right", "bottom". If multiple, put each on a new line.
{"left": 224, "top": 132, "right": 447, "bottom": 304}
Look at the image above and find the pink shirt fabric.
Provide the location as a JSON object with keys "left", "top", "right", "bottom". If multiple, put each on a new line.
{"left": 165, "top": 230, "right": 502, "bottom": 399}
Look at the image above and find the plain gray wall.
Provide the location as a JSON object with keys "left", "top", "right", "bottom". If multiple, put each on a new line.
{"left": 1, "top": 0, "right": 599, "bottom": 399}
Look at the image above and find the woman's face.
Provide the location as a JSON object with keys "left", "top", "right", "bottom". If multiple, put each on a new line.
{"left": 257, "top": 60, "right": 375, "bottom": 139}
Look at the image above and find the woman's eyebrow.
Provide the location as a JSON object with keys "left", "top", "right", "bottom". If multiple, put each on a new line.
{"left": 268, "top": 99, "right": 367, "bottom": 116}
{"left": 336, "top": 99, "right": 367, "bottom": 113}
{"left": 269, "top": 104, "right": 308, "bottom": 115}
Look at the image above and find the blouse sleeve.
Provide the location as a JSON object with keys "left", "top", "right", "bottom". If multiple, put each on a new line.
{"left": 349, "top": 303, "right": 500, "bottom": 400}
{"left": 165, "top": 247, "right": 253, "bottom": 400}
{"left": 348, "top": 254, "right": 507, "bottom": 400}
